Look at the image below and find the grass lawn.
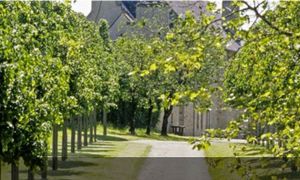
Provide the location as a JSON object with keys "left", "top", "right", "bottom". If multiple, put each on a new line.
{"left": 0, "top": 124, "right": 192, "bottom": 180}
{"left": 205, "top": 141, "right": 300, "bottom": 180}
{"left": 102, "top": 125, "right": 193, "bottom": 142}
{"left": 0, "top": 124, "right": 152, "bottom": 180}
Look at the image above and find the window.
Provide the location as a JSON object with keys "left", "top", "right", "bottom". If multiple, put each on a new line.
{"left": 179, "top": 106, "right": 184, "bottom": 126}
{"left": 196, "top": 113, "right": 199, "bottom": 130}
{"left": 200, "top": 113, "right": 203, "bottom": 130}
{"left": 206, "top": 111, "right": 210, "bottom": 129}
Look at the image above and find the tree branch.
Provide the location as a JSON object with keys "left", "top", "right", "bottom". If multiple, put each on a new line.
{"left": 240, "top": 0, "right": 293, "bottom": 37}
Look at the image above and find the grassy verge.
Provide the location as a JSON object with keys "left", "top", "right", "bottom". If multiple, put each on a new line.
{"left": 101, "top": 124, "right": 194, "bottom": 141}
{"left": 1, "top": 124, "right": 193, "bottom": 180}
{"left": 1, "top": 124, "right": 151, "bottom": 180}
{"left": 205, "top": 142, "right": 300, "bottom": 179}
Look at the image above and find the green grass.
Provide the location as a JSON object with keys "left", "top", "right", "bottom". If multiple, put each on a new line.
{"left": 205, "top": 142, "right": 273, "bottom": 158}
{"left": 102, "top": 124, "right": 193, "bottom": 141}
{"left": 205, "top": 142, "right": 300, "bottom": 180}
{"left": 1, "top": 124, "right": 152, "bottom": 180}
{"left": 0, "top": 124, "right": 197, "bottom": 180}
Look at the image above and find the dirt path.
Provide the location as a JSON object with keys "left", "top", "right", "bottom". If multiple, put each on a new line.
{"left": 133, "top": 140, "right": 211, "bottom": 180}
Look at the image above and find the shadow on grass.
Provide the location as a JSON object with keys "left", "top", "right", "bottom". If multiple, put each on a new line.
{"left": 260, "top": 171, "right": 300, "bottom": 179}
{"left": 96, "top": 135, "right": 128, "bottom": 141}
{"left": 78, "top": 149, "right": 113, "bottom": 153}
{"left": 108, "top": 130, "right": 189, "bottom": 142}
{"left": 48, "top": 169, "right": 87, "bottom": 176}
{"left": 58, "top": 160, "right": 98, "bottom": 169}
{"left": 241, "top": 151, "right": 262, "bottom": 156}
{"left": 27, "top": 167, "right": 88, "bottom": 178}
{"left": 21, "top": 169, "right": 86, "bottom": 177}
{"left": 207, "top": 157, "right": 300, "bottom": 179}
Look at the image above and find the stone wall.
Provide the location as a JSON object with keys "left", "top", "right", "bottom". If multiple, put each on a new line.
{"left": 156, "top": 100, "right": 241, "bottom": 136}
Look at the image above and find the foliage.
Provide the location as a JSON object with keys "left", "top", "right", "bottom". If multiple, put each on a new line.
{"left": 0, "top": 1, "right": 117, "bottom": 170}
{"left": 152, "top": 10, "right": 225, "bottom": 110}
{"left": 193, "top": 0, "right": 300, "bottom": 177}
{"left": 225, "top": 0, "right": 300, "bottom": 158}
{"left": 149, "top": 8, "right": 226, "bottom": 135}
{"left": 112, "top": 36, "right": 159, "bottom": 133}
{"left": 111, "top": 6, "right": 225, "bottom": 135}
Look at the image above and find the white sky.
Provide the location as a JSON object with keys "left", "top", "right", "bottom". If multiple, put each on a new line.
{"left": 70, "top": 0, "right": 222, "bottom": 16}
{"left": 71, "top": 0, "right": 92, "bottom": 16}
{"left": 71, "top": 0, "right": 279, "bottom": 30}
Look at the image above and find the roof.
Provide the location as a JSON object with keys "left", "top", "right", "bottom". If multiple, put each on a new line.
{"left": 87, "top": 1, "right": 134, "bottom": 27}
{"left": 122, "top": 1, "right": 138, "bottom": 17}
{"left": 167, "top": 1, "right": 207, "bottom": 19}
{"left": 87, "top": 0, "right": 241, "bottom": 52}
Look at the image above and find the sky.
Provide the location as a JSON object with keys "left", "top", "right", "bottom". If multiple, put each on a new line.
{"left": 70, "top": 0, "right": 223, "bottom": 16}
{"left": 71, "top": 0, "right": 279, "bottom": 30}
{"left": 71, "top": 0, "right": 92, "bottom": 16}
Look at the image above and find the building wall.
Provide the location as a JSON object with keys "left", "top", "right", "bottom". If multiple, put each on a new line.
{"left": 135, "top": 3, "right": 171, "bottom": 38}
{"left": 156, "top": 92, "right": 241, "bottom": 136}
{"left": 87, "top": 1, "right": 133, "bottom": 40}
{"left": 88, "top": 1, "right": 123, "bottom": 24}
{"left": 109, "top": 13, "right": 133, "bottom": 39}
{"left": 88, "top": 1, "right": 242, "bottom": 136}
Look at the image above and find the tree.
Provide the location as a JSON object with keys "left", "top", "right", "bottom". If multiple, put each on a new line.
{"left": 114, "top": 36, "right": 156, "bottom": 135}
{"left": 97, "top": 19, "right": 119, "bottom": 136}
{"left": 0, "top": 1, "right": 117, "bottom": 179}
{"left": 224, "top": 0, "right": 300, "bottom": 160}
{"left": 0, "top": 1, "right": 72, "bottom": 178}
{"left": 193, "top": 0, "right": 300, "bottom": 175}
{"left": 150, "top": 10, "right": 225, "bottom": 135}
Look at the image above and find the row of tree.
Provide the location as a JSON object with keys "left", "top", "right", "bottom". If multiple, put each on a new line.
{"left": 112, "top": 9, "right": 226, "bottom": 136}
{"left": 0, "top": 1, "right": 230, "bottom": 179}
{"left": 193, "top": 0, "right": 300, "bottom": 176}
{"left": 0, "top": 1, "right": 118, "bottom": 179}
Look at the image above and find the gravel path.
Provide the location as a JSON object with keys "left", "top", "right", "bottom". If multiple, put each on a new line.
{"left": 133, "top": 140, "right": 211, "bottom": 180}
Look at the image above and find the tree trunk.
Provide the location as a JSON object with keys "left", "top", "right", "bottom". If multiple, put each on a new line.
{"left": 11, "top": 162, "right": 19, "bottom": 180}
{"left": 266, "top": 140, "right": 270, "bottom": 149}
{"left": 40, "top": 142, "right": 48, "bottom": 180}
{"left": 291, "top": 161, "right": 298, "bottom": 172}
{"left": 161, "top": 106, "right": 173, "bottom": 136}
{"left": 270, "top": 139, "right": 274, "bottom": 148}
{"left": 77, "top": 116, "right": 82, "bottom": 150}
{"left": 278, "top": 139, "right": 282, "bottom": 148}
{"left": 103, "top": 109, "right": 107, "bottom": 136}
{"left": 94, "top": 111, "right": 97, "bottom": 142}
{"left": 62, "top": 120, "right": 68, "bottom": 161}
{"left": 146, "top": 104, "right": 153, "bottom": 135}
{"left": 52, "top": 124, "right": 58, "bottom": 170}
{"left": 129, "top": 101, "right": 137, "bottom": 135}
{"left": 89, "top": 113, "right": 93, "bottom": 143}
{"left": 121, "top": 101, "right": 127, "bottom": 127}
{"left": 71, "top": 117, "right": 76, "bottom": 153}
{"left": 27, "top": 165, "right": 34, "bottom": 180}
{"left": 41, "top": 164, "right": 47, "bottom": 180}
{"left": 84, "top": 114, "right": 88, "bottom": 147}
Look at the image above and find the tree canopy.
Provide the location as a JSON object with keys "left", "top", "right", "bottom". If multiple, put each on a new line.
{"left": 0, "top": 1, "right": 118, "bottom": 171}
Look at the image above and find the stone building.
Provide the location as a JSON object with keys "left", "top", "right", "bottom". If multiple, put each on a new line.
{"left": 87, "top": 1, "right": 241, "bottom": 136}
